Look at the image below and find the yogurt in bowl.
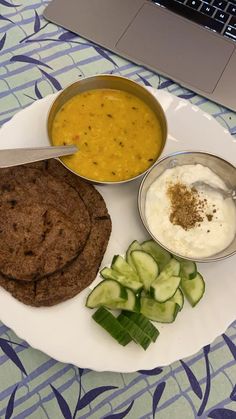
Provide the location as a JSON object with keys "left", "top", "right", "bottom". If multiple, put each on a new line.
{"left": 138, "top": 151, "right": 236, "bottom": 262}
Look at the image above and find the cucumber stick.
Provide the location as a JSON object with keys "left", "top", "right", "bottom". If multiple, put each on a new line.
{"left": 122, "top": 311, "right": 159, "bottom": 342}
{"left": 131, "top": 250, "right": 159, "bottom": 291}
{"left": 142, "top": 240, "right": 171, "bottom": 271}
{"left": 100, "top": 267, "right": 143, "bottom": 293}
{"left": 180, "top": 273, "right": 205, "bottom": 307}
{"left": 141, "top": 297, "right": 179, "bottom": 323}
{"left": 92, "top": 307, "right": 132, "bottom": 346}
{"left": 117, "top": 313, "right": 152, "bottom": 350}
{"left": 86, "top": 279, "right": 127, "bottom": 308}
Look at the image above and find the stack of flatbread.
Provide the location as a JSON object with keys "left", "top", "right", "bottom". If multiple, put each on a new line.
{"left": 0, "top": 159, "right": 111, "bottom": 306}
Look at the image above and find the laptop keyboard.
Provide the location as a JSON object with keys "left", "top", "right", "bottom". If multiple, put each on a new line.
{"left": 152, "top": 0, "right": 236, "bottom": 41}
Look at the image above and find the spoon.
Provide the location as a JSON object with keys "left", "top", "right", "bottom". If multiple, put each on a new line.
{"left": 192, "top": 180, "right": 236, "bottom": 200}
{"left": 0, "top": 145, "right": 77, "bottom": 168}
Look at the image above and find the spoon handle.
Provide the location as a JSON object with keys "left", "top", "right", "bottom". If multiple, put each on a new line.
{"left": 0, "top": 145, "right": 77, "bottom": 168}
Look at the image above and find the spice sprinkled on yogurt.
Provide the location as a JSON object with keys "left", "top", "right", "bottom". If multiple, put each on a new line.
{"left": 167, "top": 182, "right": 204, "bottom": 230}
{"left": 145, "top": 164, "right": 236, "bottom": 258}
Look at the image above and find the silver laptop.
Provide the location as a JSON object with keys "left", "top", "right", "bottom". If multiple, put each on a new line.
{"left": 44, "top": 0, "right": 236, "bottom": 111}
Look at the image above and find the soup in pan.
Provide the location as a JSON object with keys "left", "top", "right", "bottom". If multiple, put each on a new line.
{"left": 51, "top": 88, "right": 164, "bottom": 182}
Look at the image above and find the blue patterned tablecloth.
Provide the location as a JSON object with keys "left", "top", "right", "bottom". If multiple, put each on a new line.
{"left": 1, "top": 1, "right": 236, "bottom": 418}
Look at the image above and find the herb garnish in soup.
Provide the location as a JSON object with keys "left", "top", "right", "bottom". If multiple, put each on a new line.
{"left": 51, "top": 89, "right": 163, "bottom": 182}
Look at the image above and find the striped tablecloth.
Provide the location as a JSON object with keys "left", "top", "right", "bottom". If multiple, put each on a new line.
{"left": 1, "top": 1, "right": 236, "bottom": 418}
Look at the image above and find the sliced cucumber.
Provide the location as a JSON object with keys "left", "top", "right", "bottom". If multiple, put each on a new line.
{"left": 140, "top": 297, "right": 179, "bottom": 323}
{"left": 159, "top": 258, "right": 180, "bottom": 277}
{"left": 92, "top": 307, "right": 132, "bottom": 346}
{"left": 122, "top": 311, "right": 159, "bottom": 342}
{"left": 150, "top": 275, "right": 181, "bottom": 302}
{"left": 126, "top": 240, "right": 142, "bottom": 271}
{"left": 86, "top": 279, "right": 127, "bottom": 309}
{"left": 131, "top": 250, "right": 159, "bottom": 291}
{"left": 142, "top": 240, "right": 171, "bottom": 271}
{"left": 170, "top": 288, "right": 184, "bottom": 311}
{"left": 174, "top": 257, "right": 197, "bottom": 280}
{"left": 111, "top": 255, "right": 140, "bottom": 282}
{"left": 105, "top": 288, "right": 140, "bottom": 312}
{"left": 117, "top": 313, "right": 152, "bottom": 350}
{"left": 100, "top": 267, "right": 143, "bottom": 293}
{"left": 180, "top": 272, "right": 205, "bottom": 307}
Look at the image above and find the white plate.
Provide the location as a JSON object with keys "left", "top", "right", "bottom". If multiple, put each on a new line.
{"left": 0, "top": 88, "right": 236, "bottom": 373}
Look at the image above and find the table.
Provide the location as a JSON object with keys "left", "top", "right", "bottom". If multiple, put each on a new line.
{"left": 1, "top": 1, "right": 236, "bottom": 418}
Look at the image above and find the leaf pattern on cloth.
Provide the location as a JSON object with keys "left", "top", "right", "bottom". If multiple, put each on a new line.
{"left": 197, "top": 345, "right": 211, "bottom": 416}
{"left": 208, "top": 408, "right": 236, "bottom": 418}
{"left": 34, "top": 81, "right": 43, "bottom": 99}
{"left": 93, "top": 46, "right": 117, "bottom": 67}
{"left": 50, "top": 385, "right": 72, "bottom": 419}
{"left": 0, "top": 338, "right": 27, "bottom": 375}
{"left": 223, "top": 334, "right": 236, "bottom": 360}
{"left": 180, "top": 359, "right": 203, "bottom": 399}
{"left": 33, "top": 10, "right": 41, "bottom": 33}
{"left": 76, "top": 386, "right": 118, "bottom": 411}
{"left": 59, "top": 31, "right": 78, "bottom": 41}
{"left": 39, "top": 69, "right": 62, "bottom": 90}
{"left": 152, "top": 382, "right": 166, "bottom": 418}
{"left": 0, "top": 33, "right": 6, "bottom": 50}
{"left": 5, "top": 385, "right": 18, "bottom": 419}
{"left": 104, "top": 400, "right": 134, "bottom": 419}
{"left": 178, "top": 92, "right": 196, "bottom": 99}
{"left": 138, "top": 366, "right": 163, "bottom": 376}
{"left": 10, "top": 55, "right": 52, "bottom": 69}
{"left": 137, "top": 74, "right": 152, "bottom": 87}
{"left": 230, "top": 384, "right": 236, "bottom": 402}
{"left": 158, "top": 79, "right": 174, "bottom": 89}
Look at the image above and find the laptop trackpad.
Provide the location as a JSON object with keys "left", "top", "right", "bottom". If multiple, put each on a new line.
{"left": 116, "top": 3, "right": 234, "bottom": 93}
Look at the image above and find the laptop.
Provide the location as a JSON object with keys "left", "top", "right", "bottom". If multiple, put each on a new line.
{"left": 43, "top": 0, "right": 236, "bottom": 111}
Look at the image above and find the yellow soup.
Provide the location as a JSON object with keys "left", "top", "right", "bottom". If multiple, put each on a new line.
{"left": 51, "top": 89, "right": 163, "bottom": 182}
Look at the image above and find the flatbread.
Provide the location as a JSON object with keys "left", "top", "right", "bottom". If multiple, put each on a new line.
{"left": 0, "top": 165, "right": 90, "bottom": 281}
{"left": 0, "top": 160, "right": 111, "bottom": 306}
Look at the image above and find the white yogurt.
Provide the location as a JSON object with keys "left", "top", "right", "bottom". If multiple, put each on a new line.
{"left": 145, "top": 164, "right": 236, "bottom": 258}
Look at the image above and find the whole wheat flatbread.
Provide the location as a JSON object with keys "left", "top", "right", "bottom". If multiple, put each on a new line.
{"left": 0, "top": 160, "right": 111, "bottom": 306}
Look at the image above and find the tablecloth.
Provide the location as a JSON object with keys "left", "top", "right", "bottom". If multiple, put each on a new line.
{"left": 1, "top": 1, "right": 236, "bottom": 418}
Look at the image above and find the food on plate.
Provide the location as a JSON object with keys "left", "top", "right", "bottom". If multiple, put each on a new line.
{"left": 145, "top": 164, "right": 236, "bottom": 258}
{"left": 51, "top": 88, "right": 164, "bottom": 182}
{"left": 86, "top": 239, "right": 205, "bottom": 349}
{"left": 0, "top": 159, "right": 111, "bottom": 306}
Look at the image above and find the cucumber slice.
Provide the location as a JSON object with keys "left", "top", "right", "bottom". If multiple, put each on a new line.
{"left": 117, "top": 313, "right": 152, "bottom": 350}
{"left": 141, "top": 240, "right": 171, "bottom": 271}
{"left": 122, "top": 311, "right": 159, "bottom": 342}
{"left": 92, "top": 307, "right": 132, "bottom": 346}
{"left": 126, "top": 240, "right": 142, "bottom": 271}
{"left": 174, "top": 256, "right": 197, "bottom": 279}
{"left": 86, "top": 279, "right": 127, "bottom": 309}
{"left": 180, "top": 272, "right": 205, "bottom": 307}
{"left": 160, "top": 258, "right": 180, "bottom": 277}
{"left": 150, "top": 275, "right": 181, "bottom": 302}
{"left": 112, "top": 255, "right": 140, "bottom": 282}
{"left": 105, "top": 288, "right": 140, "bottom": 312}
{"left": 170, "top": 288, "right": 184, "bottom": 311}
{"left": 140, "top": 297, "right": 179, "bottom": 323}
{"left": 100, "top": 267, "right": 143, "bottom": 293}
{"left": 149, "top": 258, "right": 181, "bottom": 302}
{"left": 131, "top": 250, "right": 159, "bottom": 291}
